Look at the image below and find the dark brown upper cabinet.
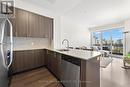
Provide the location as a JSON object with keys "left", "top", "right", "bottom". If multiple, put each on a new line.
{"left": 44, "top": 17, "right": 53, "bottom": 39}
{"left": 28, "top": 13, "right": 46, "bottom": 38}
{"left": 10, "top": 8, "right": 53, "bottom": 38}
{"left": 15, "top": 8, "right": 28, "bottom": 37}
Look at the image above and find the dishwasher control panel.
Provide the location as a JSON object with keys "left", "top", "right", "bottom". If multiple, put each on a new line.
{"left": 62, "top": 55, "right": 81, "bottom": 66}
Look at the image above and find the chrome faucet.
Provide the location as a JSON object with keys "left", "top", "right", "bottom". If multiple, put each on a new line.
{"left": 62, "top": 39, "right": 69, "bottom": 49}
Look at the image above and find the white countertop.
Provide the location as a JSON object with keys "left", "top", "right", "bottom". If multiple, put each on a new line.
{"left": 13, "top": 47, "right": 47, "bottom": 51}
{"left": 13, "top": 47, "right": 101, "bottom": 60}
{"left": 48, "top": 49, "right": 101, "bottom": 60}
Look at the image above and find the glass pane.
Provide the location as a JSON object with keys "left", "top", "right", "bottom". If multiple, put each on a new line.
{"left": 112, "top": 28, "right": 123, "bottom": 55}
{"left": 92, "top": 32, "right": 101, "bottom": 46}
{"left": 102, "top": 31, "right": 111, "bottom": 51}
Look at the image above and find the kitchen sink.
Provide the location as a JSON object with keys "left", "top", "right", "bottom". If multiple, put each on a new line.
{"left": 57, "top": 49, "right": 70, "bottom": 52}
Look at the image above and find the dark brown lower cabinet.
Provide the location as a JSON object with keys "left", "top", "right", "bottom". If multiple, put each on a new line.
{"left": 45, "top": 50, "right": 61, "bottom": 79}
{"left": 11, "top": 49, "right": 45, "bottom": 74}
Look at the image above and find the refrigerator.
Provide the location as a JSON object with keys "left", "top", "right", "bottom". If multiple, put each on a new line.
{"left": 0, "top": 18, "right": 13, "bottom": 87}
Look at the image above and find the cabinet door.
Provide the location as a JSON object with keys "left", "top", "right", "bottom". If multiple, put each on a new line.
{"left": 11, "top": 51, "right": 30, "bottom": 73}
{"left": 56, "top": 53, "right": 62, "bottom": 79}
{"left": 28, "top": 13, "right": 39, "bottom": 37}
{"left": 45, "top": 50, "right": 53, "bottom": 71}
{"left": 47, "top": 50, "right": 53, "bottom": 70}
{"left": 11, "top": 50, "right": 45, "bottom": 74}
{"left": 28, "top": 13, "right": 47, "bottom": 38}
{"left": 45, "top": 50, "right": 50, "bottom": 68}
{"left": 15, "top": 8, "right": 28, "bottom": 37}
{"left": 50, "top": 52, "right": 56, "bottom": 73}
{"left": 34, "top": 49, "right": 45, "bottom": 67}
{"left": 38, "top": 15, "right": 46, "bottom": 37}
{"left": 44, "top": 17, "right": 53, "bottom": 39}
{"left": 45, "top": 50, "right": 61, "bottom": 79}
{"left": 52, "top": 52, "right": 61, "bottom": 79}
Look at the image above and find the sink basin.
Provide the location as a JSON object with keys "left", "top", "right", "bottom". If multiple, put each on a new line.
{"left": 57, "top": 49, "right": 70, "bottom": 52}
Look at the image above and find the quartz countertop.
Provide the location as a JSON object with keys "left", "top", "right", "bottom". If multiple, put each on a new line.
{"left": 13, "top": 46, "right": 101, "bottom": 60}
{"left": 13, "top": 46, "right": 48, "bottom": 51}
{"left": 48, "top": 49, "right": 101, "bottom": 60}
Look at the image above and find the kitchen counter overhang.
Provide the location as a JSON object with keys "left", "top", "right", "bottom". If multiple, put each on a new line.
{"left": 47, "top": 49, "right": 101, "bottom": 60}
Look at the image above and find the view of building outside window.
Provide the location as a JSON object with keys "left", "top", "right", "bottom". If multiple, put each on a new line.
{"left": 92, "top": 28, "right": 123, "bottom": 55}
{"left": 111, "top": 29, "right": 123, "bottom": 55}
{"left": 102, "top": 31, "right": 111, "bottom": 51}
{"left": 92, "top": 32, "right": 101, "bottom": 46}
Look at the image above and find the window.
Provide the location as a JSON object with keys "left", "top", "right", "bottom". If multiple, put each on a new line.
{"left": 92, "top": 32, "right": 101, "bottom": 46}
{"left": 112, "top": 29, "right": 123, "bottom": 55}
{"left": 91, "top": 27, "right": 123, "bottom": 56}
{"left": 102, "top": 31, "right": 111, "bottom": 51}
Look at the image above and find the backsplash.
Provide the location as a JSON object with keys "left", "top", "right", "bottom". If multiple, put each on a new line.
{"left": 13, "top": 37, "right": 51, "bottom": 51}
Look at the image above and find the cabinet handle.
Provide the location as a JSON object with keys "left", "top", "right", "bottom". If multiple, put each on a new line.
{"left": 47, "top": 50, "right": 49, "bottom": 54}
{"left": 15, "top": 32, "right": 17, "bottom": 36}
{"left": 59, "top": 55, "right": 62, "bottom": 64}
{"left": 54, "top": 52, "right": 56, "bottom": 57}
{"left": 59, "top": 58, "right": 61, "bottom": 64}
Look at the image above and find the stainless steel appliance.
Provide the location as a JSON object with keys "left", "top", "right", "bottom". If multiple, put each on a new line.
{"left": 0, "top": 18, "right": 13, "bottom": 87}
{"left": 61, "top": 55, "right": 80, "bottom": 87}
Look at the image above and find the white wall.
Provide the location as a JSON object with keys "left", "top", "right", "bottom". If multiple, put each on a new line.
{"left": 15, "top": 0, "right": 62, "bottom": 49}
{"left": 61, "top": 17, "right": 90, "bottom": 48}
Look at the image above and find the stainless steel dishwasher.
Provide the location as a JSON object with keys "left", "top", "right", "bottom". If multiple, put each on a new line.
{"left": 60, "top": 55, "right": 81, "bottom": 87}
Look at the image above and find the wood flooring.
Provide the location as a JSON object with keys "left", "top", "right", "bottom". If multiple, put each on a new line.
{"left": 10, "top": 58, "right": 130, "bottom": 87}
{"left": 101, "top": 58, "right": 130, "bottom": 87}
{"left": 10, "top": 67, "right": 63, "bottom": 87}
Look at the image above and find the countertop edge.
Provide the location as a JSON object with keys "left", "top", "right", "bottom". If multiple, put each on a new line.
{"left": 13, "top": 48, "right": 101, "bottom": 60}
{"left": 46, "top": 49, "right": 101, "bottom": 60}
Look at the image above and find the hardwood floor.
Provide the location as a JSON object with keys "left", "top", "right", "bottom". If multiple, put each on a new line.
{"left": 10, "top": 67, "right": 63, "bottom": 87}
{"left": 10, "top": 58, "right": 130, "bottom": 87}
{"left": 101, "top": 58, "right": 130, "bottom": 87}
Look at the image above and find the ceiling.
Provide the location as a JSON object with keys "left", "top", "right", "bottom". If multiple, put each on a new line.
{"left": 20, "top": 0, "right": 81, "bottom": 13}
{"left": 18, "top": 0, "right": 130, "bottom": 27}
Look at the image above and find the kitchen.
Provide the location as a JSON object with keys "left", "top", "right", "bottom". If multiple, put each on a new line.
{"left": 0, "top": 0, "right": 130, "bottom": 87}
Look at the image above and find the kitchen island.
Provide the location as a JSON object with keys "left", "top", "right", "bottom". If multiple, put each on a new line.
{"left": 45, "top": 49, "right": 101, "bottom": 87}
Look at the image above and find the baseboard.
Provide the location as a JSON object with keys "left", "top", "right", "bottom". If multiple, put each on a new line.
{"left": 10, "top": 65, "right": 45, "bottom": 76}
